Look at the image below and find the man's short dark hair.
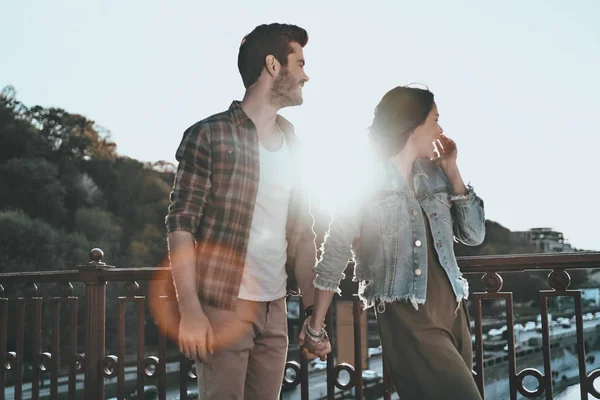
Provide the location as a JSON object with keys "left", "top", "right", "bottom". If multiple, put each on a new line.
{"left": 238, "top": 23, "right": 308, "bottom": 89}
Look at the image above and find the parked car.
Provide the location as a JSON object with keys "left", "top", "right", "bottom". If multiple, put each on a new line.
{"left": 368, "top": 346, "right": 383, "bottom": 358}
{"left": 561, "top": 319, "right": 572, "bottom": 328}
{"left": 311, "top": 359, "right": 328, "bottom": 371}
{"left": 503, "top": 343, "right": 523, "bottom": 352}
{"left": 488, "top": 328, "right": 502, "bottom": 337}
{"left": 514, "top": 323, "right": 525, "bottom": 331}
{"left": 524, "top": 321, "right": 536, "bottom": 331}
{"left": 362, "top": 369, "right": 383, "bottom": 383}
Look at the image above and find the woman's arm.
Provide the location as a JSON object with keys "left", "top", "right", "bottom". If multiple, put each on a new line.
{"left": 436, "top": 134, "right": 486, "bottom": 246}
{"left": 299, "top": 197, "right": 363, "bottom": 356}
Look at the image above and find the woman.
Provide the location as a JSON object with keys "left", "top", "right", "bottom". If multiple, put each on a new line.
{"left": 300, "top": 86, "right": 485, "bottom": 399}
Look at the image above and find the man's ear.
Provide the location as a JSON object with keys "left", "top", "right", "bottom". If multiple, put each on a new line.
{"left": 265, "top": 54, "right": 280, "bottom": 78}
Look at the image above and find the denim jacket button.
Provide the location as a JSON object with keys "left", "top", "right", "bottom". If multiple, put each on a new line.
{"left": 415, "top": 240, "right": 422, "bottom": 247}
{"left": 414, "top": 268, "right": 422, "bottom": 276}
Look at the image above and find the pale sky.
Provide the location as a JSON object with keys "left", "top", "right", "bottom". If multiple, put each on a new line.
{"left": 1, "top": 0, "right": 599, "bottom": 251}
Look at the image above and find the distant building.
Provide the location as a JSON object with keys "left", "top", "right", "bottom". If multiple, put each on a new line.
{"left": 512, "top": 227, "right": 574, "bottom": 253}
{"left": 581, "top": 288, "right": 600, "bottom": 306}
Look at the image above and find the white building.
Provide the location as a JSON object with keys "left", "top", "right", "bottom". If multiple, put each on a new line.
{"left": 513, "top": 227, "right": 574, "bottom": 253}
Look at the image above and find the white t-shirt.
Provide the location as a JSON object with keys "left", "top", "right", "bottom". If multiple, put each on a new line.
{"left": 238, "top": 131, "right": 295, "bottom": 301}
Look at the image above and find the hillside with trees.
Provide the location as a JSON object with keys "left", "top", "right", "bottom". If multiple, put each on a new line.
{"left": 0, "top": 86, "right": 592, "bottom": 363}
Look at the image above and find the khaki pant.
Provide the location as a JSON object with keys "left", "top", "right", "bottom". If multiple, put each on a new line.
{"left": 196, "top": 297, "right": 288, "bottom": 400}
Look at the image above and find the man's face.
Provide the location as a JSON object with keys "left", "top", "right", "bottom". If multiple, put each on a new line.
{"left": 270, "top": 42, "right": 310, "bottom": 108}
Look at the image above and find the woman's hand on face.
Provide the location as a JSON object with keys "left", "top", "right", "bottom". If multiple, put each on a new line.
{"left": 431, "top": 134, "right": 458, "bottom": 170}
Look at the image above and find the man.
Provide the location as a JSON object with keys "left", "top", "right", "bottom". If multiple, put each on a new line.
{"left": 165, "top": 23, "right": 317, "bottom": 400}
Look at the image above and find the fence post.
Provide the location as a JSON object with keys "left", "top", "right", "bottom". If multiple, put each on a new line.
{"left": 78, "top": 248, "right": 114, "bottom": 400}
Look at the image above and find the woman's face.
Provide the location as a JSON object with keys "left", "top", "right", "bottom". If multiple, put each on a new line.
{"left": 412, "top": 102, "right": 443, "bottom": 158}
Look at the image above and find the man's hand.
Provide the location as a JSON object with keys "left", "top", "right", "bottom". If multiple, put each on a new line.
{"left": 299, "top": 316, "right": 331, "bottom": 361}
{"left": 178, "top": 305, "right": 215, "bottom": 363}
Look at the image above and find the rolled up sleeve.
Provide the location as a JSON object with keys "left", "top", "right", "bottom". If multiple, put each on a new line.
{"left": 451, "top": 185, "right": 485, "bottom": 246}
{"left": 165, "top": 124, "right": 212, "bottom": 235}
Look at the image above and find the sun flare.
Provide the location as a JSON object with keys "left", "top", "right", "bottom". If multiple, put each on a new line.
{"left": 301, "top": 135, "right": 374, "bottom": 217}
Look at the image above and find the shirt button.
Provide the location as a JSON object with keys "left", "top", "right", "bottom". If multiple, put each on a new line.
{"left": 415, "top": 240, "right": 422, "bottom": 247}
{"left": 414, "top": 269, "right": 422, "bottom": 276}
{"left": 412, "top": 210, "right": 418, "bottom": 217}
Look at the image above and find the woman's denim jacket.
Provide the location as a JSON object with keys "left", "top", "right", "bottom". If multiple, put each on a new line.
{"left": 313, "top": 158, "right": 486, "bottom": 309}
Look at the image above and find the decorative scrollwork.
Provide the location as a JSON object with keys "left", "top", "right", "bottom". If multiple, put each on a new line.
{"left": 188, "top": 361, "right": 197, "bottom": 381}
{"left": 3, "top": 352, "right": 17, "bottom": 371}
{"left": 75, "top": 353, "right": 85, "bottom": 373}
{"left": 23, "top": 282, "right": 39, "bottom": 297}
{"left": 516, "top": 368, "right": 545, "bottom": 398}
{"left": 101, "top": 355, "right": 118, "bottom": 378}
{"left": 282, "top": 361, "right": 302, "bottom": 390}
{"left": 332, "top": 363, "right": 356, "bottom": 391}
{"left": 481, "top": 272, "right": 503, "bottom": 292}
{"left": 57, "top": 282, "right": 74, "bottom": 297}
{"left": 144, "top": 356, "right": 160, "bottom": 377}
{"left": 587, "top": 369, "right": 600, "bottom": 398}
{"left": 39, "top": 352, "right": 52, "bottom": 372}
{"left": 123, "top": 281, "right": 140, "bottom": 296}
{"left": 548, "top": 269, "right": 571, "bottom": 291}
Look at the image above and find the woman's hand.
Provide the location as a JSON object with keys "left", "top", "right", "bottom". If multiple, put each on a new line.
{"left": 432, "top": 134, "right": 467, "bottom": 196}
{"left": 432, "top": 133, "right": 458, "bottom": 171}
{"left": 299, "top": 316, "right": 332, "bottom": 361}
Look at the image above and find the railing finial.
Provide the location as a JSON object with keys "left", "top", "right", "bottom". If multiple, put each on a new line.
{"left": 89, "top": 248, "right": 105, "bottom": 264}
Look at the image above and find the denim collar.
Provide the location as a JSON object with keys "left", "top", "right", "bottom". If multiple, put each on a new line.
{"left": 384, "top": 158, "right": 433, "bottom": 192}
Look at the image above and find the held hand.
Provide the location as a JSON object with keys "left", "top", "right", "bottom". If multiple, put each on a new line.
{"left": 299, "top": 317, "right": 332, "bottom": 361}
{"left": 178, "top": 306, "right": 215, "bottom": 363}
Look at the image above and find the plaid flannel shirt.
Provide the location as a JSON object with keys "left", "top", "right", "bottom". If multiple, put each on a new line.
{"left": 166, "top": 101, "right": 315, "bottom": 310}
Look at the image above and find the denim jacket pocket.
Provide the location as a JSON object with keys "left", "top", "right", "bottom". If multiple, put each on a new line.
{"left": 372, "top": 193, "right": 410, "bottom": 237}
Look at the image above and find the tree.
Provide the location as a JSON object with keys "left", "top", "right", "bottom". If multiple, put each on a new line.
{"left": 73, "top": 208, "right": 123, "bottom": 264}
{"left": 25, "top": 106, "right": 117, "bottom": 165}
{"left": 0, "top": 87, "right": 49, "bottom": 163}
{"left": 0, "top": 158, "right": 67, "bottom": 225}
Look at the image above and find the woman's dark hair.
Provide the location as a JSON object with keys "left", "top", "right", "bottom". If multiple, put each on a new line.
{"left": 238, "top": 23, "right": 308, "bottom": 89}
{"left": 368, "top": 86, "right": 435, "bottom": 159}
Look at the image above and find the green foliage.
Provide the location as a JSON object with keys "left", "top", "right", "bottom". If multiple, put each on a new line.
{"left": 73, "top": 207, "right": 123, "bottom": 263}
{"left": 0, "top": 86, "right": 172, "bottom": 271}
{"left": 0, "top": 158, "right": 67, "bottom": 225}
{"left": 26, "top": 105, "right": 117, "bottom": 164}
{"left": 0, "top": 210, "right": 64, "bottom": 272}
{"left": 0, "top": 88, "right": 48, "bottom": 163}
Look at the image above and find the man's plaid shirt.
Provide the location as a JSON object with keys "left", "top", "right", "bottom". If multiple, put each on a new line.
{"left": 166, "top": 101, "right": 315, "bottom": 310}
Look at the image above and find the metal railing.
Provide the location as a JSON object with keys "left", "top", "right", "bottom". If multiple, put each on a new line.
{"left": 1, "top": 250, "right": 600, "bottom": 400}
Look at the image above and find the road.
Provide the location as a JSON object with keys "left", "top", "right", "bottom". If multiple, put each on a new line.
{"left": 488, "top": 320, "right": 599, "bottom": 347}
